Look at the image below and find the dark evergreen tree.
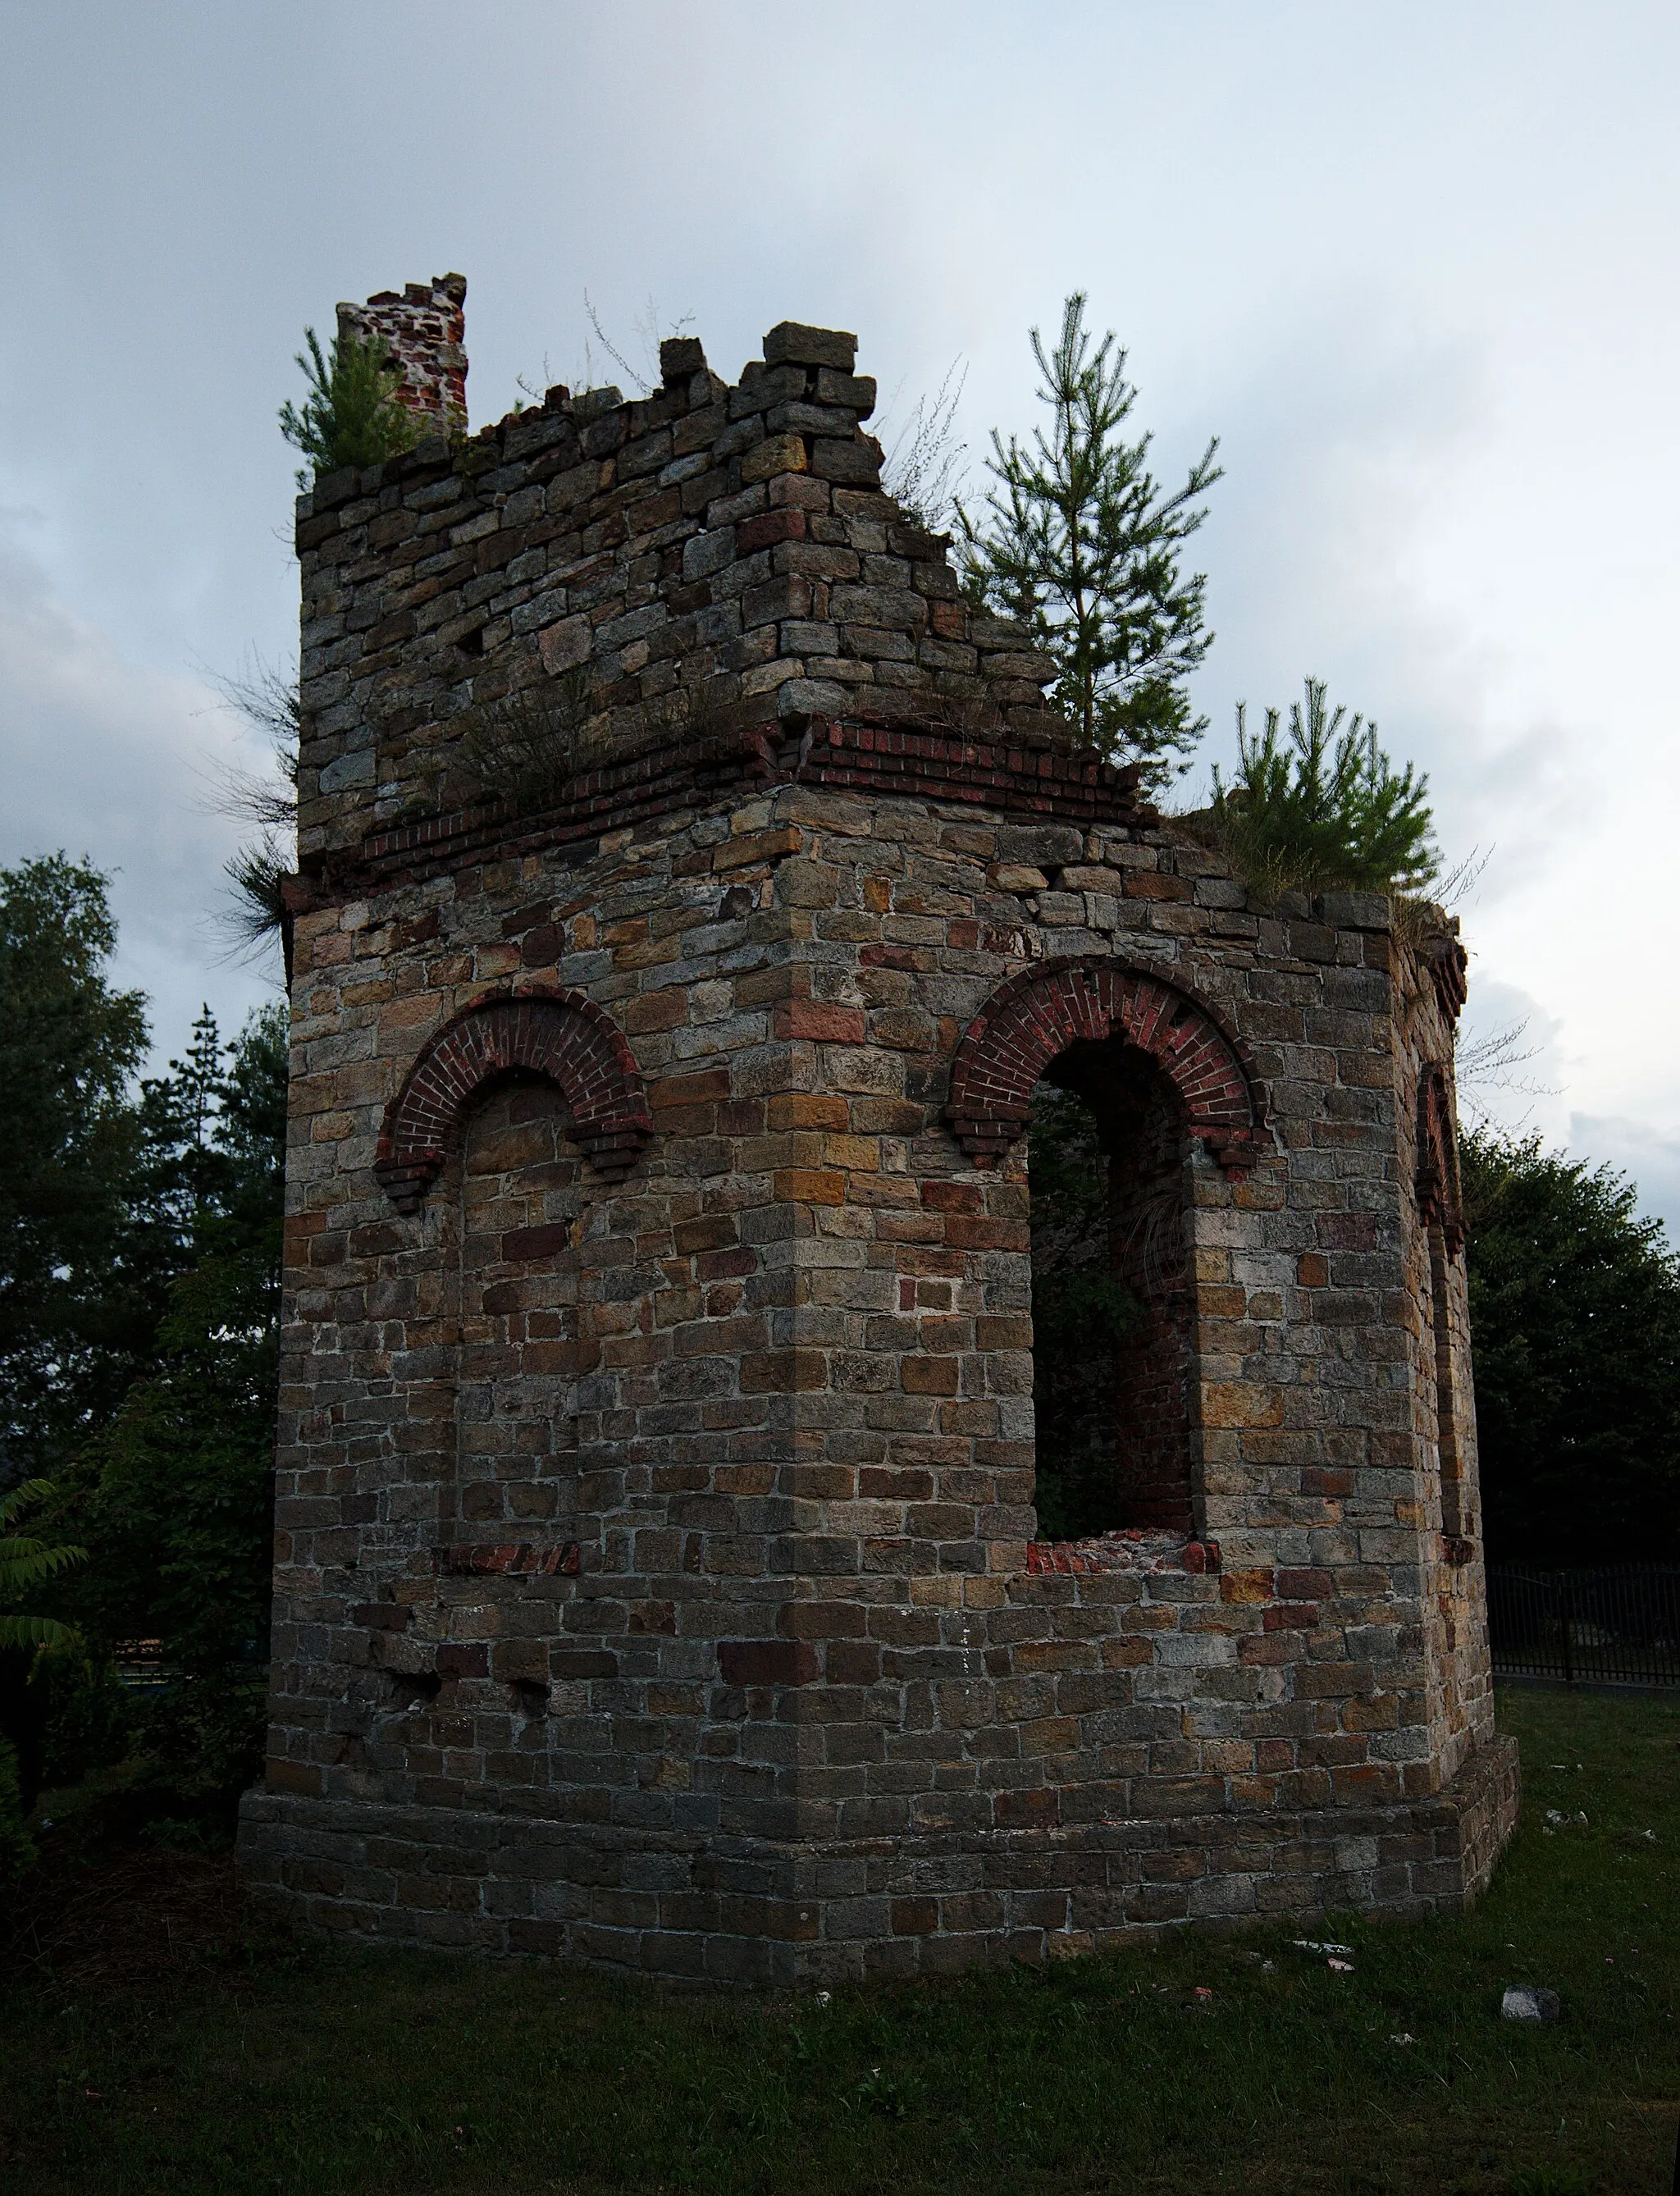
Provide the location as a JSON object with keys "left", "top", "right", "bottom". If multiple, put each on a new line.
{"left": 0, "top": 856, "right": 148, "bottom": 1482}
{"left": 1, "top": 842, "right": 289, "bottom": 1802}
{"left": 50, "top": 1007, "right": 288, "bottom": 1794}
{"left": 1462, "top": 1128, "right": 1680, "bottom": 1565}
{"left": 960, "top": 294, "right": 1221, "bottom": 789}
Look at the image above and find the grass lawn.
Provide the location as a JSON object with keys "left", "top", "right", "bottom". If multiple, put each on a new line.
{"left": 2, "top": 1684, "right": 1676, "bottom": 2196}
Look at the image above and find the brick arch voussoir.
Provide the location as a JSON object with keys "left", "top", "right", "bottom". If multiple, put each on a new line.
{"left": 945, "top": 957, "right": 1267, "bottom": 1175}
{"left": 374, "top": 988, "right": 653, "bottom": 1213}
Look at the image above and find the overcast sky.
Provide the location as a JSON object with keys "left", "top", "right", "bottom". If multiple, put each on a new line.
{"left": 3, "top": 2, "right": 1678, "bottom": 1226}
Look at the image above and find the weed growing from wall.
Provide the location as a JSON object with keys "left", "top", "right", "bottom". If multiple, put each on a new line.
{"left": 455, "top": 673, "right": 595, "bottom": 813}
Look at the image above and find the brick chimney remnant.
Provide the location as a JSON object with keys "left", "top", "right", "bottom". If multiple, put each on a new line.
{"left": 337, "top": 272, "right": 468, "bottom": 432}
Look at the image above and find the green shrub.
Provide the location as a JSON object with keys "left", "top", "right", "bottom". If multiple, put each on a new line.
{"left": 30, "top": 1633, "right": 131, "bottom": 1789}
{"left": 0, "top": 1734, "right": 35, "bottom": 1886}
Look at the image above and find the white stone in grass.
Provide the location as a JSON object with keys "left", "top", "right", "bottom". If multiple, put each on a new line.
{"left": 1501, "top": 1986, "right": 1560, "bottom": 2023}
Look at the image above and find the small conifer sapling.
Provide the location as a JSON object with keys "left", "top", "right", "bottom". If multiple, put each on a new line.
{"left": 279, "top": 327, "right": 421, "bottom": 486}
{"left": 1211, "top": 677, "right": 1438, "bottom": 897}
{"left": 961, "top": 294, "right": 1221, "bottom": 789}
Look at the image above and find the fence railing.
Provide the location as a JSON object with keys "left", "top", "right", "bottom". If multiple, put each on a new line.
{"left": 1486, "top": 1565, "right": 1680, "bottom": 1687}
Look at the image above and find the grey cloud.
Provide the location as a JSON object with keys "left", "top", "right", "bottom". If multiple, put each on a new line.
{"left": 1568, "top": 1115, "right": 1680, "bottom": 1244}
{"left": 1456, "top": 975, "right": 1568, "bottom": 1143}
{"left": 1, "top": 0, "right": 1677, "bottom": 1146}
{"left": 0, "top": 524, "right": 277, "bottom": 1061}
{"left": 1182, "top": 300, "right": 1586, "bottom": 902}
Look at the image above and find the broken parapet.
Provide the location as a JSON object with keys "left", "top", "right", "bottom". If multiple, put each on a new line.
{"left": 290, "top": 308, "right": 1084, "bottom": 868}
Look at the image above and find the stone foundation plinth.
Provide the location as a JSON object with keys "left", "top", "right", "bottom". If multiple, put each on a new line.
{"left": 239, "top": 1734, "right": 1518, "bottom": 1984}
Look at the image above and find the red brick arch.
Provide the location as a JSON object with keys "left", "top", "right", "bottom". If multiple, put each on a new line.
{"left": 374, "top": 989, "right": 652, "bottom": 1212}
{"left": 946, "top": 959, "right": 1265, "bottom": 1172}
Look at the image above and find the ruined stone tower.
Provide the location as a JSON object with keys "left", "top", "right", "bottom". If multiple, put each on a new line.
{"left": 237, "top": 278, "right": 1518, "bottom": 1979}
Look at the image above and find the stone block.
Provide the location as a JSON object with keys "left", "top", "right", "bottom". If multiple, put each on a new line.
{"left": 741, "top": 433, "right": 807, "bottom": 485}
{"left": 763, "top": 322, "right": 857, "bottom": 372}
{"left": 810, "top": 437, "right": 883, "bottom": 486}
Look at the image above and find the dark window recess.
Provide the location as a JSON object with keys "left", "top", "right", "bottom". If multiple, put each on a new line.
{"left": 1428, "top": 1221, "right": 1467, "bottom": 1541}
{"left": 385, "top": 1668, "right": 442, "bottom": 1707}
{"left": 1028, "top": 1035, "right": 1195, "bottom": 1539}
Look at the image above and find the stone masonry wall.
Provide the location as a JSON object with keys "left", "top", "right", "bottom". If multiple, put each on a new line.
{"left": 291, "top": 316, "right": 1080, "bottom": 874}
{"left": 240, "top": 295, "right": 1516, "bottom": 1980}
{"left": 1395, "top": 923, "right": 1491, "bottom": 1788}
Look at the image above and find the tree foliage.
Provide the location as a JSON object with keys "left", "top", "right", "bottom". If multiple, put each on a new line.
{"left": 1462, "top": 1127, "right": 1680, "bottom": 1565}
{"left": 0, "top": 1734, "right": 34, "bottom": 1886}
{"left": 1209, "top": 677, "right": 1439, "bottom": 897}
{"left": 279, "top": 326, "right": 421, "bottom": 486}
{"left": 1027, "top": 1087, "right": 1138, "bottom": 1541}
{"left": 210, "top": 656, "right": 301, "bottom": 972}
{"left": 58, "top": 1249, "right": 279, "bottom": 1791}
{"left": 960, "top": 294, "right": 1221, "bottom": 788}
{"left": 0, "top": 967, "right": 288, "bottom": 1804}
{"left": 0, "top": 856, "right": 149, "bottom": 1480}
{"left": 48, "top": 1007, "right": 288, "bottom": 1792}
{"left": 0, "top": 1480, "right": 85, "bottom": 1649}
{"left": 222, "top": 833, "right": 293, "bottom": 961}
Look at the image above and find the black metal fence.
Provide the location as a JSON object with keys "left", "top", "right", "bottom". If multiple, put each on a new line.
{"left": 1487, "top": 1565, "right": 1680, "bottom": 1687}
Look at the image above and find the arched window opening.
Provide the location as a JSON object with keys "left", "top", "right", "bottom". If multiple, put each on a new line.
{"left": 376, "top": 988, "right": 651, "bottom": 1213}
{"left": 450, "top": 1071, "right": 587, "bottom": 1536}
{"left": 1418, "top": 1063, "right": 1469, "bottom": 1550}
{"left": 1028, "top": 1034, "right": 1195, "bottom": 1540}
{"left": 1427, "top": 1221, "right": 1466, "bottom": 1543}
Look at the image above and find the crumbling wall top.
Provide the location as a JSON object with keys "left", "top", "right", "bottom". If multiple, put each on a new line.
{"left": 293, "top": 281, "right": 1154, "bottom": 871}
